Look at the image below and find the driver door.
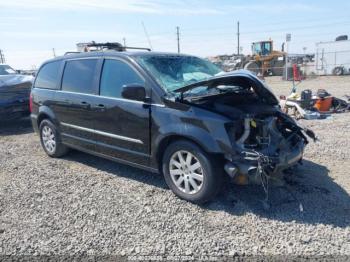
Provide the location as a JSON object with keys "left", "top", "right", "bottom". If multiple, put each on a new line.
{"left": 93, "top": 58, "right": 151, "bottom": 166}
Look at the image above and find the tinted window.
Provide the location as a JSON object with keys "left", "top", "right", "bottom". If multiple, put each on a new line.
{"left": 34, "top": 61, "right": 61, "bottom": 89}
{"left": 100, "top": 59, "right": 144, "bottom": 98}
{"left": 61, "top": 59, "right": 98, "bottom": 94}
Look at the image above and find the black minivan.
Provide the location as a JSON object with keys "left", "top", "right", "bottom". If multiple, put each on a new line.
{"left": 30, "top": 51, "right": 315, "bottom": 203}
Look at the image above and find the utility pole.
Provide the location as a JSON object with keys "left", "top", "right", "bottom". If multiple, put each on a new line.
{"left": 285, "top": 33, "right": 291, "bottom": 81}
{"left": 52, "top": 48, "right": 56, "bottom": 58}
{"left": 176, "top": 26, "right": 180, "bottom": 53}
{"left": 0, "top": 49, "right": 5, "bottom": 64}
{"left": 237, "top": 21, "right": 240, "bottom": 55}
{"left": 123, "top": 38, "right": 126, "bottom": 47}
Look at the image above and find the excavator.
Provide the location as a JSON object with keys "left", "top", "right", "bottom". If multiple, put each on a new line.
{"left": 243, "top": 40, "right": 285, "bottom": 76}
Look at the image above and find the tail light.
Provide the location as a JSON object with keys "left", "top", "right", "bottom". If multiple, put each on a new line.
{"left": 29, "top": 93, "right": 33, "bottom": 113}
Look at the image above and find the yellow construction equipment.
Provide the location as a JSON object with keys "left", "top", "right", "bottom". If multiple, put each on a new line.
{"left": 244, "top": 40, "right": 286, "bottom": 76}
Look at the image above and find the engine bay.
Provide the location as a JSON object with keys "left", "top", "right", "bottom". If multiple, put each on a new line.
{"left": 183, "top": 82, "right": 315, "bottom": 181}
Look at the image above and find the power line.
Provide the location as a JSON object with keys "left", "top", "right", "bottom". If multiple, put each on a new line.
{"left": 177, "top": 15, "right": 350, "bottom": 33}
{"left": 146, "top": 16, "right": 347, "bottom": 37}
{"left": 179, "top": 21, "right": 350, "bottom": 38}
{"left": 241, "top": 21, "right": 350, "bottom": 35}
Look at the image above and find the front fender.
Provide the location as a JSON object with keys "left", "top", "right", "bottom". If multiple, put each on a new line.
{"left": 151, "top": 104, "right": 235, "bottom": 164}
{"left": 155, "top": 123, "right": 223, "bottom": 153}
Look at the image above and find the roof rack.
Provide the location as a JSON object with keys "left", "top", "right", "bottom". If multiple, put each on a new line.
{"left": 77, "top": 41, "right": 151, "bottom": 52}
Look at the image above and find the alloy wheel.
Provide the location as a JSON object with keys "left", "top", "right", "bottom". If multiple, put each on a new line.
{"left": 169, "top": 150, "right": 204, "bottom": 194}
{"left": 41, "top": 125, "right": 56, "bottom": 154}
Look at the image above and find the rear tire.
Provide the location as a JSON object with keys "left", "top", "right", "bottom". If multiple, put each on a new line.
{"left": 162, "top": 140, "right": 222, "bottom": 204}
{"left": 39, "top": 119, "right": 68, "bottom": 157}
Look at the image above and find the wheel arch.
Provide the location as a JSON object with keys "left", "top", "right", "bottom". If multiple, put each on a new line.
{"left": 154, "top": 134, "right": 223, "bottom": 172}
{"left": 37, "top": 106, "right": 58, "bottom": 127}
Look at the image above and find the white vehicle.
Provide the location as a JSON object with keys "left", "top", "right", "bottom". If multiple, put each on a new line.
{"left": 315, "top": 37, "right": 350, "bottom": 75}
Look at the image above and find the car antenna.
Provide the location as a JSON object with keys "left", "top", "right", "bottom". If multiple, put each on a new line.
{"left": 141, "top": 22, "right": 153, "bottom": 51}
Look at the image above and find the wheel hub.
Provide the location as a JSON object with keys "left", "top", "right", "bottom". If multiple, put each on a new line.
{"left": 169, "top": 150, "right": 204, "bottom": 195}
{"left": 41, "top": 125, "right": 56, "bottom": 154}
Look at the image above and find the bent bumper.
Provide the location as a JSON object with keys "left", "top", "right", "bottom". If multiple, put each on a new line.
{"left": 0, "top": 100, "right": 30, "bottom": 120}
{"left": 225, "top": 141, "right": 304, "bottom": 181}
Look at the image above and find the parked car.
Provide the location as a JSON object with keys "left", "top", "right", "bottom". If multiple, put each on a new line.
{"left": 30, "top": 51, "right": 315, "bottom": 203}
{"left": 0, "top": 64, "right": 33, "bottom": 120}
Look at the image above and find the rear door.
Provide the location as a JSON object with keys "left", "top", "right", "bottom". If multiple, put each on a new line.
{"left": 92, "top": 58, "right": 151, "bottom": 166}
{"left": 53, "top": 58, "right": 101, "bottom": 151}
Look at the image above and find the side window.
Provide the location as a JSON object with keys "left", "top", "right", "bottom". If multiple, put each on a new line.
{"left": 61, "top": 59, "right": 98, "bottom": 94}
{"left": 100, "top": 59, "right": 144, "bottom": 98}
{"left": 34, "top": 61, "right": 61, "bottom": 89}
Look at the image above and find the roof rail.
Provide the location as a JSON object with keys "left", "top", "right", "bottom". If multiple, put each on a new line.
{"left": 64, "top": 51, "right": 81, "bottom": 56}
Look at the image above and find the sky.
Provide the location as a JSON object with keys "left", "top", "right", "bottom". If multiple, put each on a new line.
{"left": 1, "top": 0, "right": 350, "bottom": 69}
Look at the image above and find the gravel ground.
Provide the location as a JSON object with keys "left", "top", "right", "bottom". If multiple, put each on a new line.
{"left": 0, "top": 76, "right": 350, "bottom": 260}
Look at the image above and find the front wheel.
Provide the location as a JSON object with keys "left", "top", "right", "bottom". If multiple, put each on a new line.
{"left": 162, "top": 140, "right": 222, "bottom": 204}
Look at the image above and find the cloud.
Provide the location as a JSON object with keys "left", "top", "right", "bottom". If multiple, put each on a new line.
{"left": 0, "top": 16, "right": 39, "bottom": 21}
{"left": 2, "top": 30, "right": 131, "bottom": 39}
{"left": 223, "top": 2, "right": 317, "bottom": 13}
{"left": 0, "top": 0, "right": 224, "bottom": 15}
{"left": 0, "top": 0, "right": 318, "bottom": 16}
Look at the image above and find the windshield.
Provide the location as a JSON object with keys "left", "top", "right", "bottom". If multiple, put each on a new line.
{"left": 136, "top": 55, "right": 223, "bottom": 92}
{"left": 0, "top": 65, "right": 16, "bottom": 75}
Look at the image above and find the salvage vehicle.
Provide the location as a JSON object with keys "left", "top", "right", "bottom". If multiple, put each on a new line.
{"left": 0, "top": 64, "right": 33, "bottom": 120}
{"left": 30, "top": 50, "right": 316, "bottom": 203}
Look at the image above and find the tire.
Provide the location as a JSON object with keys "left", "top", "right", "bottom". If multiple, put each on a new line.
{"left": 39, "top": 119, "right": 69, "bottom": 157}
{"left": 244, "top": 61, "right": 260, "bottom": 75}
{"left": 162, "top": 140, "right": 222, "bottom": 204}
{"left": 333, "top": 67, "right": 344, "bottom": 76}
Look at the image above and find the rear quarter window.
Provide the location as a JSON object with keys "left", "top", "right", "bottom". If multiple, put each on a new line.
{"left": 34, "top": 61, "right": 61, "bottom": 89}
{"left": 61, "top": 59, "right": 98, "bottom": 94}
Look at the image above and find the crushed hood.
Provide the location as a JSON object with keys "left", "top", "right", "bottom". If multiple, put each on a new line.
{"left": 0, "top": 74, "right": 33, "bottom": 102}
{"left": 173, "top": 70, "right": 279, "bottom": 105}
{"left": 0, "top": 74, "right": 34, "bottom": 88}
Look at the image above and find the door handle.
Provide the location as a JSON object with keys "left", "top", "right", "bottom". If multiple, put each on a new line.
{"left": 94, "top": 104, "right": 106, "bottom": 112}
{"left": 80, "top": 101, "right": 91, "bottom": 109}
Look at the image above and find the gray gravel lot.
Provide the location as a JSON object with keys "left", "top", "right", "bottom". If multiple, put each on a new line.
{"left": 0, "top": 76, "right": 350, "bottom": 259}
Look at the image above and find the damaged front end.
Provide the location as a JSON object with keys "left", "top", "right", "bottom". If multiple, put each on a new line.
{"left": 224, "top": 112, "right": 312, "bottom": 185}
{"left": 174, "top": 70, "right": 316, "bottom": 185}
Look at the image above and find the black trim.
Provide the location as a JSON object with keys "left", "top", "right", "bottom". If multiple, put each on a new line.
{"left": 63, "top": 141, "right": 158, "bottom": 174}
{"left": 62, "top": 132, "right": 148, "bottom": 157}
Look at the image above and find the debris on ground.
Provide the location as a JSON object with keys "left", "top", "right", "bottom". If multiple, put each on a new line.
{"left": 280, "top": 88, "right": 349, "bottom": 120}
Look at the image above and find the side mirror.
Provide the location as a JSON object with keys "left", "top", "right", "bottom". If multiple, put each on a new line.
{"left": 121, "top": 84, "right": 146, "bottom": 101}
